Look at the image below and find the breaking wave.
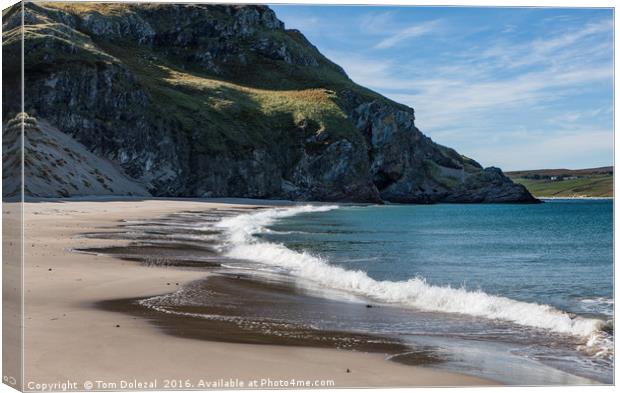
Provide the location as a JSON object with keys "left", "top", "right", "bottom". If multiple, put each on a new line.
{"left": 215, "top": 205, "right": 611, "bottom": 353}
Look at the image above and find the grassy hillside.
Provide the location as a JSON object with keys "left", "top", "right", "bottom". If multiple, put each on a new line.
{"left": 506, "top": 167, "right": 613, "bottom": 198}
{"left": 23, "top": 2, "right": 402, "bottom": 156}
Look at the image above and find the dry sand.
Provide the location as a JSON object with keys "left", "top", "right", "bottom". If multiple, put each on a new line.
{"left": 16, "top": 198, "right": 496, "bottom": 389}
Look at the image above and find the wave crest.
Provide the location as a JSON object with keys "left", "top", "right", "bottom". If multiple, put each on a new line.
{"left": 216, "top": 205, "right": 609, "bottom": 346}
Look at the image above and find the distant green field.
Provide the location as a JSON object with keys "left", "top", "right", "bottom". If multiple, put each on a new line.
{"left": 506, "top": 167, "right": 613, "bottom": 198}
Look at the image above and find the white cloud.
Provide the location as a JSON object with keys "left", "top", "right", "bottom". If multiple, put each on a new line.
{"left": 395, "top": 65, "right": 612, "bottom": 130}
{"left": 502, "top": 24, "right": 516, "bottom": 34}
{"left": 327, "top": 18, "right": 613, "bottom": 169}
{"left": 358, "top": 10, "right": 398, "bottom": 35}
{"left": 531, "top": 19, "right": 612, "bottom": 54}
{"left": 327, "top": 50, "right": 611, "bottom": 131}
{"left": 374, "top": 20, "right": 443, "bottom": 49}
{"left": 477, "top": 19, "right": 612, "bottom": 71}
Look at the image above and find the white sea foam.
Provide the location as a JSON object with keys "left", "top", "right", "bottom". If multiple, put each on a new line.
{"left": 215, "top": 205, "right": 610, "bottom": 346}
{"left": 579, "top": 297, "right": 614, "bottom": 317}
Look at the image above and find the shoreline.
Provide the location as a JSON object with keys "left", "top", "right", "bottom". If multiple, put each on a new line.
{"left": 96, "top": 276, "right": 437, "bottom": 365}
{"left": 20, "top": 198, "right": 496, "bottom": 388}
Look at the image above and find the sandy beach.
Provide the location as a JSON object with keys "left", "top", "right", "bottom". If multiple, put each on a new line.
{"left": 16, "top": 198, "right": 495, "bottom": 390}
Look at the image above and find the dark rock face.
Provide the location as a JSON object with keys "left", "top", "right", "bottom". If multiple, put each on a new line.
{"left": 344, "top": 97, "right": 537, "bottom": 204}
{"left": 2, "top": 2, "right": 537, "bottom": 204}
{"left": 23, "top": 63, "right": 189, "bottom": 194}
{"left": 441, "top": 167, "right": 540, "bottom": 203}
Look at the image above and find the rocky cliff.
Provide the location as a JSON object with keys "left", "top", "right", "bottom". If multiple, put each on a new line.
{"left": 2, "top": 2, "right": 537, "bottom": 203}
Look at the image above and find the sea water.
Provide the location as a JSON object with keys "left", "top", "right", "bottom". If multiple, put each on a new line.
{"left": 215, "top": 199, "right": 613, "bottom": 384}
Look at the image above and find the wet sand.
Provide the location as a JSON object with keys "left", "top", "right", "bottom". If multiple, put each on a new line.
{"left": 97, "top": 275, "right": 442, "bottom": 366}
{"left": 20, "top": 198, "right": 496, "bottom": 388}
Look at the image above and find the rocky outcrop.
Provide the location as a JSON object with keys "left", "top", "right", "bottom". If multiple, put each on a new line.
{"left": 344, "top": 96, "right": 537, "bottom": 203}
{"left": 2, "top": 2, "right": 537, "bottom": 204}
{"left": 441, "top": 167, "right": 538, "bottom": 203}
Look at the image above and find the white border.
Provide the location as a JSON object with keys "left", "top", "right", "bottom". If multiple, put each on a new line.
{"left": 0, "top": 1, "right": 616, "bottom": 393}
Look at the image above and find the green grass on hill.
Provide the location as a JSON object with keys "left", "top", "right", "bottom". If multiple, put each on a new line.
{"left": 507, "top": 171, "right": 613, "bottom": 198}
{"left": 95, "top": 41, "right": 361, "bottom": 155}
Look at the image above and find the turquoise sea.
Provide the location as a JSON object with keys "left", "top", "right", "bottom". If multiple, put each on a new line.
{"left": 265, "top": 199, "right": 613, "bottom": 317}
{"left": 217, "top": 199, "right": 613, "bottom": 384}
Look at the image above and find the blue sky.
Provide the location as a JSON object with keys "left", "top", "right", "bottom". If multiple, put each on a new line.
{"left": 271, "top": 5, "right": 613, "bottom": 170}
